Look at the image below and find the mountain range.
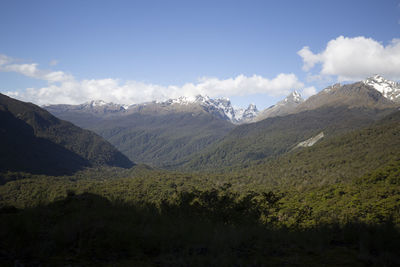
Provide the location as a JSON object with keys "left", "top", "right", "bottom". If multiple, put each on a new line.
{"left": 45, "top": 95, "right": 259, "bottom": 125}
{"left": 46, "top": 75, "right": 400, "bottom": 123}
{"left": 1, "top": 74, "right": 398, "bottom": 173}
{"left": 42, "top": 75, "right": 400, "bottom": 169}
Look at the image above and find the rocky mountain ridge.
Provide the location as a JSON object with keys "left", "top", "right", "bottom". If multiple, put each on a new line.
{"left": 0, "top": 93, "right": 134, "bottom": 176}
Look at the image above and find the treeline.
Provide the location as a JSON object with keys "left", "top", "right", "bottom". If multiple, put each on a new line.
{"left": 1, "top": 157, "right": 400, "bottom": 227}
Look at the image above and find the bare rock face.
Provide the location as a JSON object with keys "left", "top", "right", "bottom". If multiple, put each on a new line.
{"left": 295, "top": 132, "right": 324, "bottom": 149}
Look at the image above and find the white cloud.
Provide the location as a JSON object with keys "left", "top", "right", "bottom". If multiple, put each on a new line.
{"left": 297, "top": 46, "right": 321, "bottom": 71}
{"left": 301, "top": 86, "right": 317, "bottom": 98}
{"left": 0, "top": 54, "right": 73, "bottom": 83}
{"left": 8, "top": 74, "right": 304, "bottom": 105}
{"left": 4, "top": 63, "right": 40, "bottom": 78}
{"left": 298, "top": 36, "right": 400, "bottom": 81}
{"left": 0, "top": 53, "right": 305, "bottom": 105}
{"left": 0, "top": 54, "right": 11, "bottom": 66}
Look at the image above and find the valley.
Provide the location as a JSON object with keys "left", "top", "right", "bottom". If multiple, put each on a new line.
{"left": 2, "top": 1, "right": 400, "bottom": 265}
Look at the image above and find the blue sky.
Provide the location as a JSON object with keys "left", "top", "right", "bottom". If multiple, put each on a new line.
{"left": 0, "top": 0, "right": 399, "bottom": 108}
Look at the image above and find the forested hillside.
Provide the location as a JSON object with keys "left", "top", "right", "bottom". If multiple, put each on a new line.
{"left": 225, "top": 110, "right": 400, "bottom": 188}
{"left": 185, "top": 106, "right": 395, "bottom": 170}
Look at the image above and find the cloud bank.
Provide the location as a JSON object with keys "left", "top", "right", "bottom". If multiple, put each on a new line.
{"left": 1, "top": 54, "right": 305, "bottom": 105}
{"left": 298, "top": 36, "right": 400, "bottom": 81}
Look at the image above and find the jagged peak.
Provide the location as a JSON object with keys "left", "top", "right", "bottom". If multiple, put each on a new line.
{"left": 292, "top": 90, "right": 301, "bottom": 97}
{"left": 246, "top": 103, "right": 258, "bottom": 111}
{"left": 283, "top": 90, "right": 304, "bottom": 103}
{"left": 162, "top": 95, "right": 235, "bottom": 109}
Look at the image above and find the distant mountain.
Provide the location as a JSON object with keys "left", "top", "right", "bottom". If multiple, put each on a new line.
{"left": 45, "top": 100, "right": 128, "bottom": 129}
{"left": 235, "top": 103, "right": 259, "bottom": 123}
{"left": 256, "top": 91, "right": 304, "bottom": 121}
{"left": 363, "top": 75, "right": 400, "bottom": 102}
{"left": 155, "top": 95, "right": 259, "bottom": 124}
{"left": 160, "top": 95, "right": 236, "bottom": 122}
{"left": 46, "top": 98, "right": 235, "bottom": 168}
{"left": 46, "top": 100, "right": 128, "bottom": 115}
{"left": 0, "top": 94, "right": 133, "bottom": 176}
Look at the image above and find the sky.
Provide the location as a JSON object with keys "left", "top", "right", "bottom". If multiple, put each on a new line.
{"left": 0, "top": 0, "right": 399, "bottom": 109}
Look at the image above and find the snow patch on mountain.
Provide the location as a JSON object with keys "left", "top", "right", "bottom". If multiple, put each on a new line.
{"left": 234, "top": 103, "right": 259, "bottom": 123}
{"left": 158, "top": 95, "right": 258, "bottom": 123}
{"left": 363, "top": 75, "right": 400, "bottom": 102}
{"left": 286, "top": 90, "right": 302, "bottom": 102}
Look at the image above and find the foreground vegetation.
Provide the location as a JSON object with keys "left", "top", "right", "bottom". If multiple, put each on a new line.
{"left": 1, "top": 159, "right": 399, "bottom": 266}
{"left": 1, "top": 192, "right": 399, "bottom": 266}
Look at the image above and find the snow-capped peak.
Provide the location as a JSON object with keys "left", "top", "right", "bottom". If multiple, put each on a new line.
{"left": 289, "top": 90, "right": 302, "bottom": 102}
{"left": 163, "top": 95, "right": 218, "bottom": 106}
{"left": 254, "top": 90, "right": 304, "bottom": 121}
{"left": 363, "top": 75, "right": 400, "bottom": 102}
{"left": 160, "top": 95, "right": 258, "bottom": 123}
{"left": 81, "top": 100, "right": 127, "bottom": 113}
{"left": 243, "top": 103, "right": 258, "bottom": 117}
{"left": 283, "top": 90, "right": 304, "bottom": 104}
